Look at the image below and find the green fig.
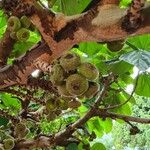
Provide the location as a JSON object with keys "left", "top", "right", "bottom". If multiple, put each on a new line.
{"left": 60, "top": 52, "right": 81, "bottom": 71}
{"left": 15, "top": 122, "right": 30, "bottom": 138}
{"left": 78, "top": 62, "right": 99, "bottom": 81}
{"left": 57, "top": 84, "right": 72, "bottom": 97}
{"left": 50, "top": 64, "right": 65, "bottom": 85}
{"left": 107, "top": 40, "right": 124, "bottom": 52}
{"left": 19, "top": 128, "right": 29, "bottom": 138}
{"left": 57, "top": 98, "right": 68, "bottom": 110}
{"left": 3, "top": 138, "right": 15, "bottom": 150}
{"left": 16, "top": 28, "right": 30, "bottom": 42}
{"left": 15, "top": 123, "right": 26, "bottom": 135}
{"left": 45, "top": 98, "right": 56, "bottom": 111}
{"left": 55, "top": 109, "right": 62, "bottom": 115}
{"left": 46, "top": 112, "right": 57, "bottom": 121}
{"left": 7, "top": 16, "right": 21, "bottom": 31}
{"left": 20, "top": 15, "right": 31, "bottom": 28}
{"left": 66, "top": 74, "right": 89, "bottom": 96}
{"left": 10, "top": 32, "right": 17, "bottom": 40}
{"left": 84, "top": 82, "right": 100, "bottom": 99}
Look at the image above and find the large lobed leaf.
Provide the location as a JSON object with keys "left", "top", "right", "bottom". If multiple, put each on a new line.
{"left": 135, "top": 73, "right": 150, "bottom": 97}
{"left": 120, "top": 50, "right": 150, "bottom": 71}
{"left": 91, "top": 142, "right": 106, "bottom": 150}
{"left": 56, "top": 0, "right": 91, "bottom": 15}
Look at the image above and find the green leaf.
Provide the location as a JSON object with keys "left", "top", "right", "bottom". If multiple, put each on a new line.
{"left": 78, "top": 105, "right": 89, "bottom": 116}
{"left": 66, "top": 143, "right": 78, "bottom": 150}
{"left": 114, "top": 93, "right": 132, "bottom": 115}
{"left": 122, "top": 91, "right": 136, "bottom": 104}
{"left": 48, "top": 0, "right": 57, "bottom": 7}
{"left": 0, "top": 10, "right": 7, "bottom": 37}
{"left": 135, "top": 73, "right": 150, "bottom": 97}
{"left": 127, "top": 34, "right": 150, "bottom": 50}
{"left": 60, "top": 0, "right": 91, "bottom": 15}
{"left": 99, "top": 118, "right": 113, "bottom": 133}
{"left": 0, "top": 117, "right": 9, "bottom": 126}
{"left": 0, "top": 10, "right": 7, "bottom": 28}
{"left": 1, "top": 93, "right": 21, "bottom": 111}
{"left": 119, "top": 72, "right": 134, "bottom": 84}
{"left": 105, "top": 92, "right": 132, "bottom": 115}
{"left": 87, "top": 117, "right": 104, "bottom": 137}
{"left": 12, "top": 31, "right": 40, "bottom": 57}
{"left": 13, "top": 41, "right": 36, "bottom": 57}
{"left": 93, "top": 60, "right": 108, "bottom": 75}
{"left": 109, "top": 60, "right": 133, "bottom": 75}
{"left": 78, "top": 143, "right": 84, "bottom": 150}
{"left": 120, "top": 50, "right": 150, "bottom": 71}
{"left": 117, "top": 102, "right": 131, "bottom": 115}
{"left": 119, "top": 0, "right": 132, "bottom": 7}
{"left": 91, "top": 143, "right": 106, "bottom": 150}
{"left": 79, "top": 42, "right": 102, "bottom": 56}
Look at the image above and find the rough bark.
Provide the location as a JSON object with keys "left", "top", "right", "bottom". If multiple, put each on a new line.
{"left": 0, "top": 1, "right": 149, "bottom": 90}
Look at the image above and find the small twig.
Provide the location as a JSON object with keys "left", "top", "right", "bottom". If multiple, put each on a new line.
{"left": 104, "top": 72, "right": 139, "bottom": 110}
{"left": 27, "top": 78, "right": 58, "bottom": 95}
{"left": 126, "top": 41, "right": 139, "bottom": 50}
{"left": 93, "top": 86, "right": 106, "bottom": 107}
{"left": 126, "top": 120, "right": 135, "bottom": 127}
{"left": 38, "top": 0, "right": 48, "bottom": 9}
{"left": 29, "top": 106, "right": 45, "bottom": 117}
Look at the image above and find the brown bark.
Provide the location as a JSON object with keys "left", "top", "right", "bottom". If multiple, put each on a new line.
{"left": 0, "top": 29, "right": 15, "bottom": 67}
{"left": 0, "top": 2, "right": 149, "bottom": 90}
{"left": 95, "top": 109, "right": 150, "bottom": 124}
{"left": 0, "top": 42, "right": 51, "bottom": 89}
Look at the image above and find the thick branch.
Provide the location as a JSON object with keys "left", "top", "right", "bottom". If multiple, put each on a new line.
{"left": 95, "top": 109, "right": 150, "bottom": 124}
{"left": 27, "top": 77, "right": 58, "bottom": 94}
{"left": 54, "top": 3, "right": 150, "bottom": 43}
{"left": 0, "top": 42, "right": 51, "bottom": 89}
{"left": 14, "top": 104, "right": 150, "bottom": 149}
{"left": 0, "top": 2, "right": 149, "bottom": 90}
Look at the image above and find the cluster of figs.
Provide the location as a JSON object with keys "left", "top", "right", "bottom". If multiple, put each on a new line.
{"left": 7, "top": 15, "right": 32, "bottom": 42}
{"left": 0, "top": 122, "right": 29, "bottom": 150}
{"left": 46, "top": 52, "right": 100, "bottom": 113}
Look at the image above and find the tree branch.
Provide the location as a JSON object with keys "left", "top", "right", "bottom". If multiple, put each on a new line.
{"left": 27, "top": 77, "right": 57, "bottom": 93}
{"left": 0, "top": 1, "right": 149, "bottom": 90}
{"left": 0, "top": 42, "right": 51, "bottom": 89}
{"left": 105, "top": 72, "right": 139, "bottom": 110}
{"left": 95, "top": 109, "right": 150, "bottom": 124}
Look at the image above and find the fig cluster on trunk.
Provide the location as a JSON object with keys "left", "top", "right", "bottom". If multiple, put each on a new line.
{"left": 49, "top": 52, "right": 100, "bottom": 110}
{"left": 7, "top": 15, "right": 33, "bottom": 42}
